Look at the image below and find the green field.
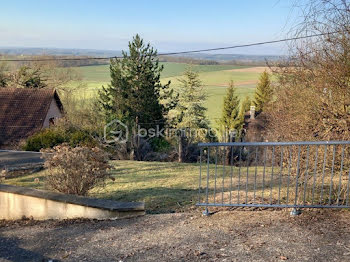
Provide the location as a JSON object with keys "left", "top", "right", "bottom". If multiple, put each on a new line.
{"left": 68, "top": 62, "right": 264, "bottom": 123}
{"left": 204, "top": 84, "right": 256, "bottom": 122}
{"left": 74, "top": 63, "right": 252, "bottom": 81}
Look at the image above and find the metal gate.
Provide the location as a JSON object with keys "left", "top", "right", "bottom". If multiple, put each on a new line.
{"left": 197, "top": 141, "right": 350, "bottom": 214}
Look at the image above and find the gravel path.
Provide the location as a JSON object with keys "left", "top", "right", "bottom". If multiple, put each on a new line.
{"left": 1, "top": 209, "right": 350, "bottom": 261}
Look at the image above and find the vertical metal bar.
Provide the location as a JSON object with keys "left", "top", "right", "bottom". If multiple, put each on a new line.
{"left": 278, "top": 146, "right": 284, "bottom": 205}
{"left": 253, "top": 146, "right": 258, "bottom": 203}
{"left": 245, "top": 147, "right": 250, "bottom": 204}
{"left": 198, "top": 147, "right": 203, "bottom": 204}
{"left": 286, "top": 146, "right": 292, "bottom": 205}
{"left": 328, "top": 145, "right": 336, "bottom": 205}
{"left": 237, "top": 146, "right": 242, "bottom": 204}
{"left": 311, "top": 146, "right": 319, "bottom": 205}
{"left": 269, "top": 146, "right": 275, "bottom": 204}
{"left": 320, "top": 145, "right": 328, "bottom": 204}
{"left": 336, "top": 145, "right": 345, "bottom": 206}
{"left": 346, "top": 167, "right": 350, "bottom": 206}
{"left": 229, "top": 145, "right": 234, "bottom": 205}
{"left": 294, "top": 145, "right": 301, "bottom": 206}
{"left": 213, "top": 147, "right": 218, "bottom": 204}
{"left": 302, "top": 145, "right": 310, "bottom": 205}
{"left": 222, "top": 146, "right": 226, "bottom": 204}
{"left": 205, "top": 147, "right": 210, "bottom": 207}
{"left": 261, "top": 146, "right": 267, "bottom": 203}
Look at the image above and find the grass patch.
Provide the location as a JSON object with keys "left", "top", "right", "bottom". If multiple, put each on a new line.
{"left": 4, "top": 161, "right": 202, "bottom": 214}
{"left": 91, "top": 161, "right": 202, "bottom": 213}
{"left": 4, "top": 171, "right": 46, "bottom": 190}
{"left": 204, "top": 84, "right": 255, "bottom": 122}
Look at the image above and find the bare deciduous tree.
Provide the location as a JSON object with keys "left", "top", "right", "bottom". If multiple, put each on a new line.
{"left": 267, "top": 0, "right": 350, "bottom": 142}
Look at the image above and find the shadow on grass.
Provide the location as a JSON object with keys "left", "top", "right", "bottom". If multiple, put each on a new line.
{"left": 14, "top": 174, "right": 46, "bottom": 183}
{"left": 95, "top": 187, "right": 199, "bottom": 214}
{"left": 4, "top": 173, "right": 46, "bottom": 189}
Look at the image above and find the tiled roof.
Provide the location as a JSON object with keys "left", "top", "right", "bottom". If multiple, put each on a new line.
{"left": 0, "top": 88, "right": 63, "bottom": 145}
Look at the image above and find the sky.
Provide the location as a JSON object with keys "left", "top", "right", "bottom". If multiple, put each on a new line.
{"left": 0, "top": 0, "right": 303, "bottom": 55}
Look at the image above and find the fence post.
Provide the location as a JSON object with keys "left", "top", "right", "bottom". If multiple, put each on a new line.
{"left": 290, "top": 208, "right": 302, "bottom": 216}
{"left": 203, "top": 147, "right": 211, "bottom": 216}
{"left": 291, "top": 145, "right": 302, "bottom": 216}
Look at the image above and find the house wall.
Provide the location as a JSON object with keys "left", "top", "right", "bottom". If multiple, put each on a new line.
{"left": 43, "top": 98, "right": 62, "bottom": 128}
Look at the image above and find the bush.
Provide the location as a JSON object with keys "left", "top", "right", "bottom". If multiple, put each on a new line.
{"left": 68, "top": 130, "right": 97, "bottom": 148}
{"left": 23, "top": 125, "right": 98, "bottom": 152}
{"left": 23, "top": 129, "right": 65, "bottom": 151}
{"left": 150, "top": 137, "right": 171, "bottom": 153}
{"left": 42, "top": 145, "right": 113, "bottom": 196}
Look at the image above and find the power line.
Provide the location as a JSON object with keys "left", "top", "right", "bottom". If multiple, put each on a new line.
{"left": 0, "top": 31, "right": 341, "bottom": 62}
{"left": 158, "top": 32, "right": 335, "bottom": 56}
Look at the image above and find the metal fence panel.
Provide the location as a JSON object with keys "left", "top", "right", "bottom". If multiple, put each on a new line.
{"left": 197, "top": 141, "right": 350, "bottom": 212}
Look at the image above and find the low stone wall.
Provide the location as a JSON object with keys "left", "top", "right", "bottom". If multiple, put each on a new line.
{"left": 0, "top": 184, "right": 145, "bottom": 220}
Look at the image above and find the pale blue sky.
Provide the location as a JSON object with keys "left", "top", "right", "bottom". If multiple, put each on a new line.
{"left": 0, "top": 0, "right": 303, "bottom": 55}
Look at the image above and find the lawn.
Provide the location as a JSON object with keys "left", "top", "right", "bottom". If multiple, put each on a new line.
{"left": 4, "top": 161, "right": 202, "bottom": 214}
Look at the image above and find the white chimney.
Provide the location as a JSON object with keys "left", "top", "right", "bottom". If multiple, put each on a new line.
{"left": 250, "top": 105, "right": 255, "bottom": 120}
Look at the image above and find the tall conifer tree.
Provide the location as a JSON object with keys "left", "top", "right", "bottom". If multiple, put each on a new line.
{"left": 253, "top": 71, "right": 272, "bottom": 112}
{"left": 99, "top": 34, "right": 172, "bottom": 130}
{"left": 169, "top": 67, "right": 210, "bottom": 162}
{"left": 172, "top": 67, "right": 209, "bottom": 130}
{"left": 220, "top": 81, "right": 241, "bottom": 133}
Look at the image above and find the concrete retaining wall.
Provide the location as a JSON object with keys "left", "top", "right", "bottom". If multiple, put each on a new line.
{"left": 0, "top": 184, "right": 145, "bottom": 220}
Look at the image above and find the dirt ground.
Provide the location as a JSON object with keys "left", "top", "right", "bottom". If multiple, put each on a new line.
{"left": 0, "top": 208, "right": 350, "bottom": 262}
{"left": 225, "top": 66, "right": 274, "bottom": 73}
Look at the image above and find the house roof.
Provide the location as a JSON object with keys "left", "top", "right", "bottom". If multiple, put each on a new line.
{"left": 0, "top": 88, "right": 63, "bottom": 145}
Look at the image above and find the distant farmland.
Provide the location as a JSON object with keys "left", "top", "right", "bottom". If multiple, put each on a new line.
{"left": 70, "top": 62, "right": 267, "bottom": 123}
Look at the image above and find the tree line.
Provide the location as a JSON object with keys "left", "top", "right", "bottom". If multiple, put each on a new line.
{"left": 98, "top": 34, "right": 273, "bottom": 162}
